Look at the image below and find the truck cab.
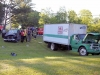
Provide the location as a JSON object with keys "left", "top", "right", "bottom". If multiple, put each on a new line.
{"left": 70, "top": 33, "right": 100, "bottom": 56}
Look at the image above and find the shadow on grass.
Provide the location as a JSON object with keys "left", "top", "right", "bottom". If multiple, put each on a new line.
{"left": 1, "top": 54, "right": 100, "bottom": 75}
{"left": 0, "top": 35, "right": 100, "bottom": 75}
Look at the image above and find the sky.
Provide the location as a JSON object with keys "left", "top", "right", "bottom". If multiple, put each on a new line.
{"left": 32, "top": 0, "right": 100, "bottom": 17}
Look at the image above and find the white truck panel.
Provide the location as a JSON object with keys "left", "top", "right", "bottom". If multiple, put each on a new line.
{"left": 43, "top": 23, "right": 87, "bottom": 45}
{"left": 44, "top": 36, "right": 69, "bottom": 45}
{"left": 43, "top": 24, "right": 69, "bottom": 45}
{"left": 44, "top": 24, "right": 69, "bottom": 35}
{"left": 68, "top": 24, "right": 87, "bottom": 36}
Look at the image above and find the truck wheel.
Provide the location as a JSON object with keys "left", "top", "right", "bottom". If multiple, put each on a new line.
{"left": 92, "top": 53, "right": 97, "bottom": 55}
{"left": 47, "top": 43, "right": 51, "bottom": 48}
{"left": 79, "top": 47, "right": 88, "bottom": 56}
{"left": 96, "top": 53, "right": 100, "bottom": 55}
{"left": 50, "top": 43, "right": 58, "bottom": 51}
{"left": 92, "top": 53, "right": 100, "bottom": 55}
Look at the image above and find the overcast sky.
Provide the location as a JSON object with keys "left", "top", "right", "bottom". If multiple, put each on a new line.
{"left": 32, "top": 0, "right": 100, "bottom": 17}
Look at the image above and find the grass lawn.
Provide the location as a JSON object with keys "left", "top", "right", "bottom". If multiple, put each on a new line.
{"left": 0, "top": 35, "right": 100, "bottom": 75}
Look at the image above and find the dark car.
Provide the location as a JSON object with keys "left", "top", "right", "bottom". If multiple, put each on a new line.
{"left": 4, "top": 29, "right": 21, "bottom": 42}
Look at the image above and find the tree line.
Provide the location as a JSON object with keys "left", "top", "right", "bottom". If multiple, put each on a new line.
{"left": 0, "top": 0, "right": 100, "bottom": 32}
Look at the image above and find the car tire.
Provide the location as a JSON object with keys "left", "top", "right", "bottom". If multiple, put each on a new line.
{"left": 4, "top": 40, "right": 7, "bottom": 42}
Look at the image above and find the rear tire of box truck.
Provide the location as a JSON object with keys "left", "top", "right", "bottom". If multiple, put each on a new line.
{"left": 50, "top": 43, "right": 58, "bottom": 51}
{"left": 47, "top": 42, "right": 51, "bottom": 48}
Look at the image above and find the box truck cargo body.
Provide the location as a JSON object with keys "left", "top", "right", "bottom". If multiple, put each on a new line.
{"left": 43, "top": 24, "right": 87, "bottom": 45}
{"left": 43, "top": 24, "right": 100, "bottom": 56}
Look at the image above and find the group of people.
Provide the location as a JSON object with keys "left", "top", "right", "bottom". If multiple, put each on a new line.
{"left": 20, "top": 27, "right": 37, "bottom": 43}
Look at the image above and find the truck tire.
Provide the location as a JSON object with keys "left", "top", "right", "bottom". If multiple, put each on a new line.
{"left": 50, "top": 43, "right": 58, "bottom": 51}
{"left": 79, "top": 47, "right": 88, "bottom": 56}
{"left": 96, "top": 53, "right": 100, "bottom": 55}
{"left": 92, "top": 53, "right": 100, "bottom": 55}
{"left": 47, "top": 43, "right": 51, "bottom": 48}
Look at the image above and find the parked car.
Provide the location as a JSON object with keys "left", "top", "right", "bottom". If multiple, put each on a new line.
{"left": 4, "top": 29, "right": 21, "bottom": 42}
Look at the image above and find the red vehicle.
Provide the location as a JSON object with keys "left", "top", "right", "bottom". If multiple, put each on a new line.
{"left": 37, "top": 28, "right": 43, "bottom": 35}
{"left": 0, "top": 25, "right": 3, "bottom": 31}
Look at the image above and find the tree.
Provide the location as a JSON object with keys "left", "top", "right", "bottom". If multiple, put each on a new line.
{"left": 55, "top": 7, "right": 67, "bottom": 23}
{"left": 27, "top": 11, "right": 40, "bottom": 27}
{"left": 0, "top": 2, "right": 4, "bottom": 24}
{"left": 39, "top": 8, "right": 52, "bottom": 25}
{"left": 11, "top": 0, "right": 34, "bottom": 28}
{"left": 67, "top": 10, "right": 82, "bottom": 24}
{"left": 79, "top": 9, "right": 93, "bottom": 25}
{"left": 49, "top": 13, "right": 58, "bottom": 24}
{"left": 68, "top": 10, "right": 79, "bottom": 23}
{"left": 93, "top": 17, "right": 100, "bottom": 24}
{"left": 89, "top": 16, "right": 100, "bottom": 32}
{"left": 78, "top": 9, "right": 93, "bottom": 32}
{"left": 0, "top": 0, "right": 9, "bottom": 29}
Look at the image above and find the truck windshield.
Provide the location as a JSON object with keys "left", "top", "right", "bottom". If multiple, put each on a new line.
{"left": 83, "top": 34, "right": 100, "bottom": 44}
{"left": 78, "top": 34, "right": 86, "bottom": 40}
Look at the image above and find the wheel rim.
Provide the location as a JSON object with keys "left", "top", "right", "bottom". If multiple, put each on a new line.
{"left": 80, "top": 48, "right": 86, "bottom": 55}
{"left": 51, "top": 43, "right": 54, "bottom": 50}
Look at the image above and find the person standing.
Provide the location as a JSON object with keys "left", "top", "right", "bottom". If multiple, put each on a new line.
{"left": 20, "top": 30, "right": 25, "bottom": 43}
{"left": 33, "top": 27, "right": 37, "bottom": 39}
{"left": 23, "top": 29, "right": 27, "bottom": 42}
{"left": 31, "top": 26, "right": 34, "bottom": 36}
{"left": 27, "top": 28, "right": 31, "bottom": 42}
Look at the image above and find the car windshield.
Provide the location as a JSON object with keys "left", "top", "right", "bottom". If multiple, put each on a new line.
{"left": 8, "top": 30, "right": 17, "bottom": 34}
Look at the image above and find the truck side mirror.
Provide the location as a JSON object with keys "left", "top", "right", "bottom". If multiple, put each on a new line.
{"left": 75, "top": 36, "right": 80, "bottom": 41}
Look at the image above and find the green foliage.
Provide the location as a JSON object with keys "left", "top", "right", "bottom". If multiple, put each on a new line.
{"left": 49, "top": 16, "right": 58, "bottom": 24}
{"left": 38, "top": 7, "right": 100, "bottom": 33}
{"left": 2, "top": 1, "right": 100, "bottom": 33}
{"left": 12, "top": 0, "right": 33, "bottom": 8}
{"left": 11, "top": 0, "right": 33, "bottom": 27}
{"left": 79, "top": 9, "right": 93, "bottom": 25}
{"left": 89, "top": 17, "right": 100, "bottom": 32}
{"left": 27, "top": 11, "right": 40, "bottom": 26}
{"left": 56, "top": 7, "right": 67, "bottom": 23}
{"left": 68, "top": 10, "right": 79, "bottom": 23}
{"left": 11, "top": 22, "right": 19, "bottom": 28}
{"left": 39, "top": 8, "right": 51, "bottom": 25}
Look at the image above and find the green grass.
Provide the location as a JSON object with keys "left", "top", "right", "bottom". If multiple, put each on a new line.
{"left": 0, "top": 35, "right": 100, "bottom": 75}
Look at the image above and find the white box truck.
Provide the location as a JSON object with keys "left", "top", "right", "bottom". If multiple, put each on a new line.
{"left": 43, "top": 23, "right": 100, "bottom": 56}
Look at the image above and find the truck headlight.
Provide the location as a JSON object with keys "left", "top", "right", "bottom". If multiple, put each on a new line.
{"left": 90, "top": 44, "right": 93, "bottom": 49}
